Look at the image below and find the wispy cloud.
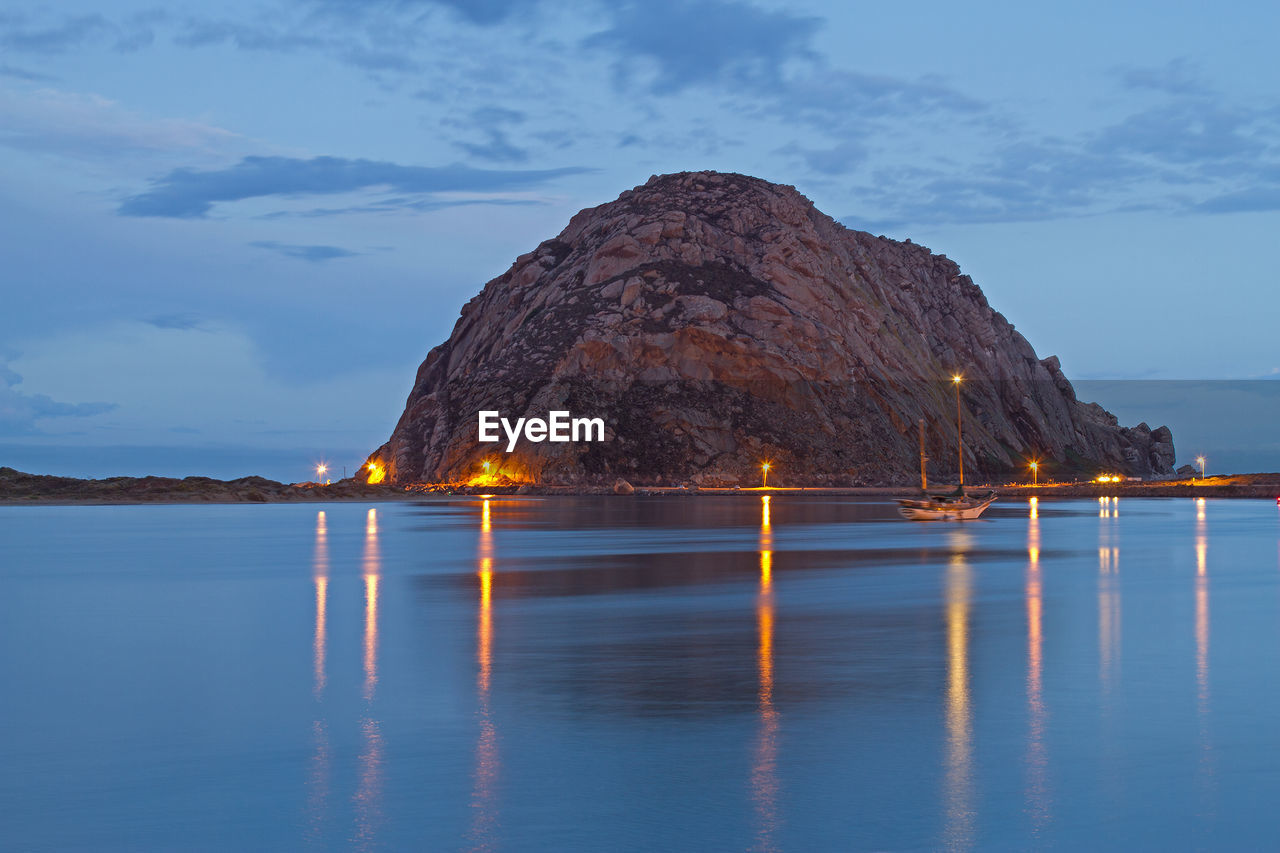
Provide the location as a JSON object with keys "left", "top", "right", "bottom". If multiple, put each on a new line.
{"left": 118, "top": 155, "right": 589, "bottom": 217}
{"left": 144, "top": 313, "right": 209, "bottom": 331}
{"left": 0, "top": 63, "right": 56, "bottom": 82}
{"left": 0, "top": 13, "right": 110, "bottom": 53}
{"left": 0, "top": 10, "right": 164, "bottom": 54}
{"left": 841, "top": 62, "right": 1280, "bottom": 229}
{"left": 0, "top": 86, "right": 242, "bottom": 160}
{"left": 585, "top": 0, "right": 819, "bottom": 94}
{"left": 1115, "top": 57, "right": 1207, "bottom": 96}
{"left": 451, "top": 106, "right": 529, "bottom": 163}
{"left": 250, "top": 240, "right": 361, "bottom": 262}
{"left": 0, "top": 363, "right": 116, "bottom": 436}
{"left": 305, "top": 0, "right": 539, "bottom": 27}
{"left": 257, "top": 196, "right": 543, "bottom": 218}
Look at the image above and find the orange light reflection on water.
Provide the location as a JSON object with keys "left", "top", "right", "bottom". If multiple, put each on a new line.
{"left": 1026, "top": 518, "right": 1049, "bottom": 834}
{"left": 307, "top": 510, "right": 331, "bottom": 842}
{"left": 471, "top": 498, "right": 499, "bottom": 852}
{"left": 355, "top": 508, "right": 383, "bottom": 851}
{"left": 752, "top": 494, "right": 779, "bottom": 852}
{"left": 313, "top": 511, "right": 329, "bottom": 697}
{"left": 943, "top": 542, "right": 973, "bottom": 851}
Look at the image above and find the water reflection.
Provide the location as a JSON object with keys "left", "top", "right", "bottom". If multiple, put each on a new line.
{"left": 752, "top": 496, "right": 779, "bottom": 852}
{"left": 1193, "top": 498, "right": 1215, "bottom": 811}
{"left": 471, "top": 499, "right": 499, "bottom": 851}
{"left": 1026, "top": 502, "right": 1049, "bottom": 833}
{"left": 313, "top": 510, "right": 329, "bottom": 697}
{"left": 943, "top": 537, "right": 973, "bottom": 851}
{"left": 1098, "top": 551, "right": 1120, "bottom": 699}
{"left": 1098, "top": 496, "right": 1120, "bottom": 696}
{"left": 308, "top": 511, "right": 331, "bottom": 844}
{"left": 355, "top": 508, "right": 383, "bottom": 851}
{"left": 1195, "top": 501, "right": 1208, "bottom": 706}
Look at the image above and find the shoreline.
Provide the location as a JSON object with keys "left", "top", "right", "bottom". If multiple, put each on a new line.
{"left": 3, "top": 466, "right": 1277, "bottom": 505}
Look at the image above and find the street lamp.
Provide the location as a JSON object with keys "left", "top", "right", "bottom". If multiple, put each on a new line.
{"left": 1197, "top": 455, "right": 1206, "bottom": 481}
{"left": 761, "top": 461, "right": 772, "bottom": 489}
{"left": 315, "top": 463, "right": 328, "bottom": 483}
{"left": 1029, "top": 460, "right": 1038, "bottom": 486}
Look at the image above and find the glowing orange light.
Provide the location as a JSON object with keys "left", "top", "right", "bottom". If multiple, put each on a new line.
{"left": 761, "top": 461, "right": 772, "bottom": 488}
{"left": 316, "top": 463, "right": 328, "bottom": 481}
{"left": 366, "top": 461, "right": 385, "bottom": 484}
{"left": 952, "top": 374, "right": 963, "bottom": 384}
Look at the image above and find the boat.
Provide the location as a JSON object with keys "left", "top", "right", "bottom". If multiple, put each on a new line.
{"left": 897, "top": 488, "right": 996, "bottom": 521}
{"left": 896, "top": 378, "right": 996, "bottom": 521}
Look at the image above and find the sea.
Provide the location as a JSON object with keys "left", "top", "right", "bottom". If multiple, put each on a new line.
{"left": 2, "top": 495, "right": 1279, "bottom": 851}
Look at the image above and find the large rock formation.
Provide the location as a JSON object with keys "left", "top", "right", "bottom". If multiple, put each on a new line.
{"left": 368, "top": 171, "right": 1174, "bottom": 486}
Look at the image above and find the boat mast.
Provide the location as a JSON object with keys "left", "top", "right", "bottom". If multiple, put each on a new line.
{"left": 918, "top": 418, "right": 928, "bottom": 492}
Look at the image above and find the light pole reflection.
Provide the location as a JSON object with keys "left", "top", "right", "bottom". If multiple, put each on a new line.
{"left": 1195, "top": 500, "right": 1208, "bottom": 706}
{"left": 752, "top": 495, "right": 779, "bottom": 852}
{"left": 1098, "top": 498, "right": 1120, "bottom": 695}
{"left": 314, "top": 510, "right": 329, "bottom": 697}
{"left": 1193, "top": 498, "right": 1214, "bottom": 810}
{"left": 943, "top": 539, "right": 974, "bottom": 852}
{"left": 308, "top": 510, "right": 331, "bottom": 843}
{"left": 471, "top": 498, "right": 499, "bottom": 852}
{"left": 354, "top": 508, "right": 383, "bottom": 851}
{"left": 1026, "top": 501, "right": 1049, "bottom": 833}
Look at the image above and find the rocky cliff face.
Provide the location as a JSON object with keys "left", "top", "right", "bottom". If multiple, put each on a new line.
{"left": 369, "top": 171, "right": 1174, "bottom": 486}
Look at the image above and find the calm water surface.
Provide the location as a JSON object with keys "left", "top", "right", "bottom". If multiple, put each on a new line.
{"left": 3, "top": 496, "right": 1280, "bottom": 850}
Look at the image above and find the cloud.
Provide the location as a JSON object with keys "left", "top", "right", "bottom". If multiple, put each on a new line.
{"left": 782, "top": 140, "right": 868, "bottom": 176}
{"left": 257, "top": 197, "right": 544, "bottom": 217}
{"left": 0, "top": 63, "right": 56, "bottom": 82}
{"left": 0, "top": 86, "right": 242, "bottom": 160}
{"left": 586, "top": 0, "right": 819, "bottom": 94}
{"left": 452, "top": 106, "right": 529, "bottom": 163}
{"left": 1116, "top": 58, "right": 1207, "bottom": 96}
{"left": 0, "top": 364, "right": 116, "bottom": 436}
{"left": 305, "top": 0, "right": 537, "bottom": 27}
{"left": 0, "top": 10, "right": 163, "bottom": 54}
{"left": 840, "top": 81, "right": 1280, "bottom": 229}
{"left": 118, "top": 155, "right": 589, "bottom": 217}
{"left": 144, "top": 313, "right": 208, "bottom": 331}
{"left": 0, "top": 14, "right": 110, "bottom": 53}
{"left": 173, "top": 18, "right": 325, "bottom": 52}
{"left": 1090, "top": 102, "right": 1266, "bottom": 165}
{"left": 1194, "top": 187, "right": 1280, "bottom": 214}
{"left": 250, "top": 240, "right": 361, "bottom": 262}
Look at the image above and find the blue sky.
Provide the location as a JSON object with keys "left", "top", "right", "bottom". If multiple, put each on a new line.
{"left": 2, "top": 0, "right": 1278, "bottom": 480}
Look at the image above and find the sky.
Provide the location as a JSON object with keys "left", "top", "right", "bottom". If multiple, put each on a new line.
{"left": 2, "top": 0, "right": 1279, "bottom": 480}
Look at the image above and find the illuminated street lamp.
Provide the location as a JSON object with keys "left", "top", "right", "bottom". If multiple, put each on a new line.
{"left": 1197, "top": 455, "right": 1206, "bottom": 481}
{"left": 761, "top": 461, "right": 772, "bottom": 489}
{"left": 1029, "top": 460, "right": 1039, "bottom": 486}
{"left": 315, "top": 463, "right": 328, "bottom": 484}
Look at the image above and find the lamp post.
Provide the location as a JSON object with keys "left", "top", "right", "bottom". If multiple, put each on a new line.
{"left": 1030, "top": 460, "right": 1038, "bottom": 486}
{"left": 761, "top": 462, "right": 771, "bottom": 489}
{"left": 316, "top": 463, "right": 327, "bottom": 484}
{"left": 1197, "top": 455, "right": 1206, "bottom": 481}
{"left": 952, "top": 375, "right": 964, "bottom": 487}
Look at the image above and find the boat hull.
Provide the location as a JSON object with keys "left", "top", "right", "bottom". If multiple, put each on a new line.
{"left": 896, "top": 495, "right": 996, "bottom": 521}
